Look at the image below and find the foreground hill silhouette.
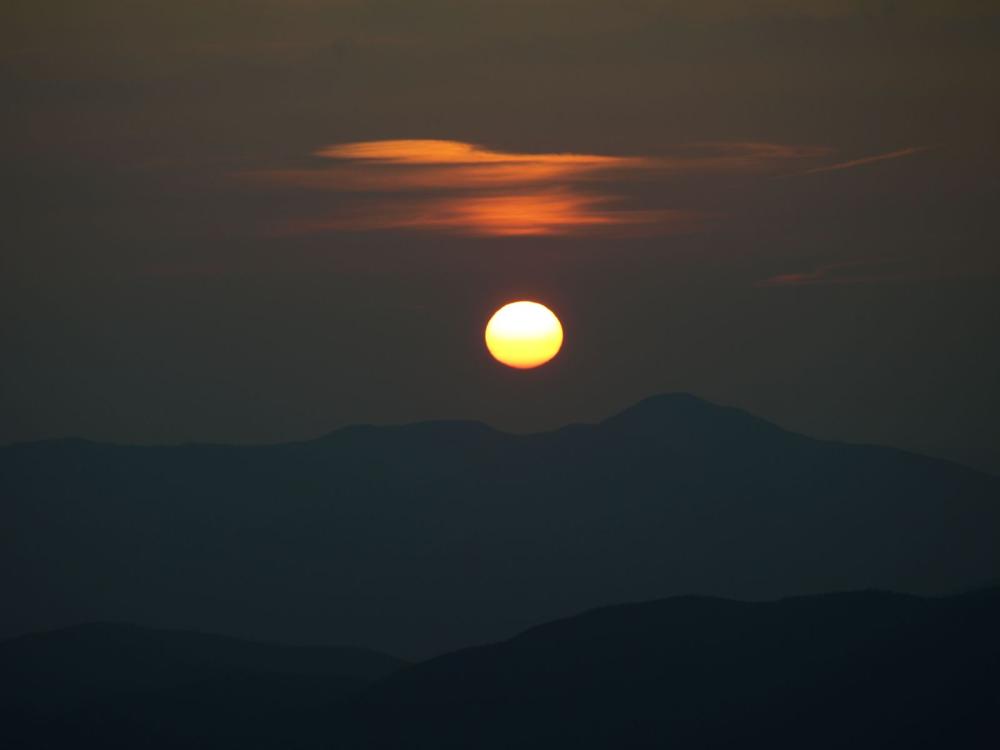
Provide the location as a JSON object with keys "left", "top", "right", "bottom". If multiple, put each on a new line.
{"left": 0, "top": 624, "right": 405, "bottom": 748}
{"left": 2, "top": 590, "right": 997, "bottom": 748}
{"left": 338, "top": 588, "right": 1000, "bottom": 749}
{"left": 2, "top": 394, "right": 998, "bottom": 657}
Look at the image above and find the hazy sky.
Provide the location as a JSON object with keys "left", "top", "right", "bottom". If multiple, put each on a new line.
{"left": 3, "top": 1, "right": 999, "bottom": 471}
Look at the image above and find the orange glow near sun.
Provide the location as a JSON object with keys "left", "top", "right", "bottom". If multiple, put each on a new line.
{"left": 485, "top": 301, "right": 563, "bottom": 369}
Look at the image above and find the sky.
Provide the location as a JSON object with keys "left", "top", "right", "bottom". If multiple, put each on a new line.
{"left": 3, "top": 1, "right": 999, "bottom": 472}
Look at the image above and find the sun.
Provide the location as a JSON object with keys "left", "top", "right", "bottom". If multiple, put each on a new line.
{"left": 485, "top": 301, "right": 564, "bottom": 369}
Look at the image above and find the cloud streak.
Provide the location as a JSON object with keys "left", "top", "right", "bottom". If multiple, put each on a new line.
{"left": 313, "top": 140, "right": 638, "bottom": 167}
{"left": 286, "top": 189, "right": 701, "bottom": 238}
{"left": 246, "top": 139, "right": 838, "bottom": 237}
{"left": 756, "top": 259, "right": 913, "bottom": 287}
{"left": 254, "top": 140, "right": 832, "bottom": 191}
{"left": 787, "top": 147, "right": 928, "bottom": 177}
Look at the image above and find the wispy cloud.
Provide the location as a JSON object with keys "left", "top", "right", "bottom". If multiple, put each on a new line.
{"left": 244, "top": 138, "right": 835, "bottom": 237}
{"left": 286, "top": 188, "right": 700, "bottom": 238}
{"left": 786, "top": 147, "right": 928, "bottom": 177}
{"left": 756, "top": 259, "right": 912, "bottom": 287}
{"left": 252, "top": 140, "right": 832, "bottom": 192}
{"left": 668, "top": 141, "right": 832, "bottom": 173}
{"left": 314, "top": 140, "right": 637, "bottom": 167}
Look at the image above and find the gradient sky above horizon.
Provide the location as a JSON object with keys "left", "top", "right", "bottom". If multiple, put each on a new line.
{"left": 2, "top": 1, "right": 999, "bottom": 472}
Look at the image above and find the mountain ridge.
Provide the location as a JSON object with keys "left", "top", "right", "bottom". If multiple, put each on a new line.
{"left": 0, "top": 393, "right": 907, "bottom": 451}
{"left": 7, "top": 392, "right": 990, "bottom": 478}
{"left": 2, "top": 393, "right": 998, "bottom": 657}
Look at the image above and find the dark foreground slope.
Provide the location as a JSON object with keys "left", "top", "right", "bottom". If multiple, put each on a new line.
{"left": 0, "top": 624, "right": 405, "bottom": 749}
{"left": 2, "top": 394, "right": 999, "bottom": 656}
{"left": 3, "top": 590, "right": 997, "bottom": 749}
{"left": 340, "top": 588, "right": 1000, "bottom": 749}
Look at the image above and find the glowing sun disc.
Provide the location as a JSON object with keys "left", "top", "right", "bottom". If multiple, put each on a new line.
{"left": 485, "top": 301, "right": 564, "bottom": 369}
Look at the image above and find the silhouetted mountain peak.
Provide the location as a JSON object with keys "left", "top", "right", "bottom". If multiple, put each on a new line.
{"left": 600, "top": 393, "right": 786, "bottom": 441}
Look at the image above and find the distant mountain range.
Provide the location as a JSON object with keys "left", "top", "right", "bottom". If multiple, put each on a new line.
{"left": 3, "top": 589, "right": 998, "bottom": 749}
{"left": 2, "top": 393, "right": 998, "bottom": 657}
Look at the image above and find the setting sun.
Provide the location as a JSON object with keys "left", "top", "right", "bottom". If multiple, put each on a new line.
{"left": 485, "top": 301, "right": 564, "bottom": 369}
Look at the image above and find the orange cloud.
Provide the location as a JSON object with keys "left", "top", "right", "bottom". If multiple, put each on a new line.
{"left": 286, "top": 189, "right": 700, "bottom": 238}
{"left": 244, "top": 139, "right": 841, "bottom": 237}
{"left": 247, "top": 140, "right": 833, "bottom": 193}
{"left": 249, "top": 140, "right": 647, "bottom": 193}
{"left": 314, "top": 139, "right": 638, "bottom": 167}
{"left": 254, "top": 162, "right": 604, "bottom": 191}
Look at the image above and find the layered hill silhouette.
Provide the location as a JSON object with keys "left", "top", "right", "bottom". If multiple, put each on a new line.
{"left": 338, "top": 587, "right": 1000, "bottom": 749}
{"left": 0, "top": 624, "right": 405, "bottom": 749}
{"left": 2, "top": 394, "right": 998, "bottom": 657}
{"left": 2, "top": 590, "right": 998, "bottom": 748}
